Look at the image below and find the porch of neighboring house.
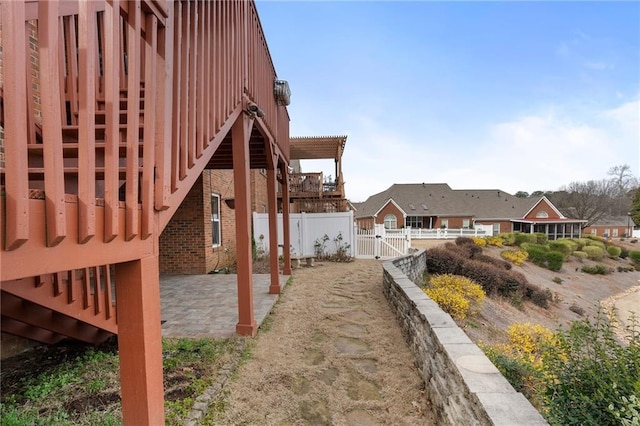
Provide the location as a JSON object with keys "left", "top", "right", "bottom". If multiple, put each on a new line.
{"left": 283, "top": 136, "right": 350, "bottom": 213}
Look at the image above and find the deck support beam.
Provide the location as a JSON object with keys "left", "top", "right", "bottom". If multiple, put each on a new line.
{"left": 281, "top": 162, "right": 292, "bottom": 275}
{"left": 232, "top": 113, "right": 257, "bottom": 336}
{"left": 115, "top": 256, "right": 165, "bottom": 426}
{"left": 267, "top": 151, "right": 281, "bottom": 294}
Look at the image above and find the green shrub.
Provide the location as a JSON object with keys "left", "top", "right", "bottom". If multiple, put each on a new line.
{"left": 583, "top": 245, "right": 605, "bottom": 261}
{"left": 545, "top": 251, "right": 564, "bottom": 272}
{"left": 540, "top": 312, "right": 640, "bottom": 426}
{"left": 629, "top": 250, "right": 640, "bottom": 265}
{"left": 585, "top": 238, "right": 606, "bottom": 249}
{"left": 514, "top": 233, "right": 537, "bottom": 246}
{"left": 607, "top": 245, "right": 622, "bottom": 258}
{"left": 549, "top": 240, "right": 574, "bottom": 258}
{"left": 574, "top": 238, "right": 589, "bottom": 250}
{"left": 581, "top": 264, "right": 612, "bottom": 275}
{"left": 534, "top": 233, "right": 548, "bottom": 245}
{"left": 556, "top": 238, "right": 579, "bottom": 252}
{"left": 573, "top": 250, "right": 589, "bottom": 260}
{"left": 497, "top": 232, "right": 516, "bottom": 246}
{"left": 525, "top": 244, "right": 549, "bottom": 267}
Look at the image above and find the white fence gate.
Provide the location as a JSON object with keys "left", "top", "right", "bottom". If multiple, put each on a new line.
{"left": 354, "top": 224, "right": 411, "bottom": 259}
{"left": 252, "top": 211, "right": 355, "bottom": 257}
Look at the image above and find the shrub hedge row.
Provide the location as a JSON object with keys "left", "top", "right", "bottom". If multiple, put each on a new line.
{"left": 426, "top": 240, "right": 551, "bottom": 308}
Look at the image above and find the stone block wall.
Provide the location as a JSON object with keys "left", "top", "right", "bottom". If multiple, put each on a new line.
{"left": 382, "top": 251, "right": 548, "bottom": 425}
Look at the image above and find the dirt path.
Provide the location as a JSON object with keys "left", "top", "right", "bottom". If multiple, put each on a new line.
{"left": 212, "top": 260, "right": 434, "bottom": 425}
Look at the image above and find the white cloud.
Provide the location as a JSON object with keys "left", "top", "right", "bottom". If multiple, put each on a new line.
{"left": 337, "top": 98, "right": 639, "bottom": 202}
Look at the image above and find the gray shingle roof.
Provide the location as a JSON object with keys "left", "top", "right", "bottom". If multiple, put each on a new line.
{"left": 355, "top": 183, "right": 538, "bottom": 220}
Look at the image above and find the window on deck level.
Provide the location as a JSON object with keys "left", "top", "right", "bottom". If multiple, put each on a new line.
{"left": 211, "top": 194, "right": 221, "bottom": 247}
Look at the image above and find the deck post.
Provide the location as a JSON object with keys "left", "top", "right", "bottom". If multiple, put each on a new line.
{"left": 114, "top": 256, "right": 165, "bottom": 426}
{"left": 267, "top": 157, "right": 281, "bottom": 294}
{"left": 281, "top": 163, "right": 292, "bottom": 275}
{"left": 232, "top": 113, "right": 257, "bottom": 336}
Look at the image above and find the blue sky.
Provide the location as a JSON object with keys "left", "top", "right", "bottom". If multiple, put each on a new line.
{"left": 256, "top": 1, "right": 640, "bottom": 202}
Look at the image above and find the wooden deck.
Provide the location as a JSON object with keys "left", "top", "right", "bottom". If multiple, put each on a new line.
{"left": 0, "top": 1, "right": 291, "bottom": 424}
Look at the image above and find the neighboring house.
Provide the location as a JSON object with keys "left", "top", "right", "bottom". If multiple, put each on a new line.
{"left": 583, "top": 216, "right": 635, "bottom": 239}
{"left": 355, "top": 183, "right": 586, "bottom": 240}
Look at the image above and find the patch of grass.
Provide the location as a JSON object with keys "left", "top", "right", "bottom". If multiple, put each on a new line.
{"left": 1, "top": 337, "right": 243, "bottom": 426}
{"left": 552, "top": 277, "right": 563, "bottom": 285}
{"left": 581, "top": 264, "right": 612, "bottom": 275}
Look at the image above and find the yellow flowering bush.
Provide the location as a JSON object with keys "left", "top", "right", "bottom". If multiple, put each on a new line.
{"left": 424, "top": 274, "right": 485, "bottom": 320}
{"left": 500, "top": 249, "right": 529, "bottom": 265}
{"left": 473, "top": 237, "right": 487, "bottom": 247}
{"left": 507, "top": 322, "right": 554, "bottom": 357}
{"left": 485, "top": 236, "right": 503, "bottom": 247}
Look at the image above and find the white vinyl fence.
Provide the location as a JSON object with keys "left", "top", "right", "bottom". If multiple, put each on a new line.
{"left": 355, "top": 225, "right": 411, "bottom": 259}
{"left": 252, "top": 211, "right": 355, "bottom": 258}
{"left": 410, "top": 225, "right": 491, "bottom": 239}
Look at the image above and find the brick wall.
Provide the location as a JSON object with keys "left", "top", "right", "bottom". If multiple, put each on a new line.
{"left": 159, "top": 169, "right": 270, "bottom": 274}
{"left": 526, "top": 199, "right": 560, "bottom": 219}
{"left": 376, "top": 203, "right": 405, "bottom": 227}
{"left": 159, "top": 176, "right": 207, "bottom": 273}
{"left": 382, "top": 252, "right": 548, "bottom": 425}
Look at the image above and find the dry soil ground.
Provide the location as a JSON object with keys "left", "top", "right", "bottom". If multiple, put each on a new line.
{"left": 211, "top": 259, "right": 435, "bottom": 425}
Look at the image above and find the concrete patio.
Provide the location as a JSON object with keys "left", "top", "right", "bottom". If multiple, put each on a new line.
{"left": 159, "top": 274, "right": 289, "bottom": 338}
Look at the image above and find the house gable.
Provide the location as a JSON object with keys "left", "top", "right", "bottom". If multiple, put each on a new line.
{"left": 523, "top": 196, "right": 565, "bottom": 220}
{"left": 375, "top": 200, "right": 406, "bottom": 227}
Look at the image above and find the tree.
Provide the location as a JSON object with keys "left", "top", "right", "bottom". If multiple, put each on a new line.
{"left": 514, "top": 191, "right": 529, "bottom": 198}
{"left": 608, "top": 164, "right": 639, "bottom": 196}
{"left": 630, "top": 188, "right": 640, "bottom": 227}
{"left": 551, "top": 180, "right": 613, "bottom": 227}
{"left": 608, "top": 164, "right": 639, "bottom": 216}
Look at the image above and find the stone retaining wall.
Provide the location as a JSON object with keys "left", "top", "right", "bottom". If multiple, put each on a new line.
{"left": 382, "top": 250, "right": 548, "bottom": 425}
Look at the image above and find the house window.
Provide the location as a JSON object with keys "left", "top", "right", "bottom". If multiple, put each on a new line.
{"left": 462, "top": 219, "right": 470, "bottom": 229}
{"left": 536, "top": 211, "right": 549, "bottom": 218}
{"left": 591, "top": 228, "right": 597, "bottom": 235}
{"left": 211, "top": 194, "right": 221, "bottom": 247}
{"left": 613, "top": 228, "right": 619, "bottom": 237}
{"left": 441, "top": 219, "right": 449, "bottom": 228}
{"left": 383, "top": 214, "right": 397, "bottom": 229}
{"left": 406, "top": 216, "right": 423, "bottom": 229}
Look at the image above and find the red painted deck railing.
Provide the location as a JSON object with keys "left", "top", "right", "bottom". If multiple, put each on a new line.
{"left": 0, "top": 0, "right": 290, "bottom": 281}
